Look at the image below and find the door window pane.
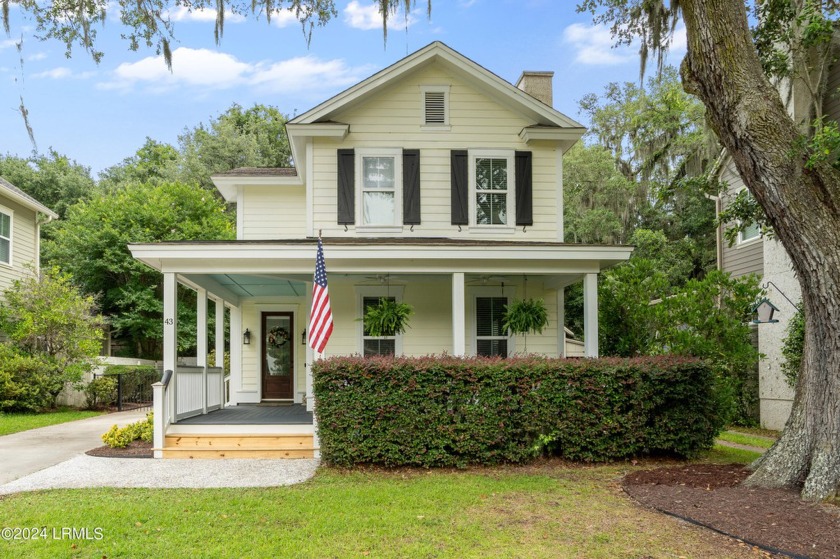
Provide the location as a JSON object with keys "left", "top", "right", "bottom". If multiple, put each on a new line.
{"left": 265, "top": 316, "right": 291, "bottom": 376}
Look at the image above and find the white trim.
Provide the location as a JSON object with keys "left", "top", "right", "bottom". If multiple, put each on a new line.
{"left": 306, "top": 139, "right": 315, "bottom": 237}
{"left": 235, "top": 188, "right": 244, "bottom": 240}
{"left": 355, "top": 285, "right": 406, "bottom": 356}
{"left": 556, "top": 288, "right": 566, "bottom": 358}
{"left": 420, "top": 84, "right": 450, "bottom": 128}
{"left": 258, "top": 307, "right": 299, "bottom": 402}
{"left": 355, "top": 147, "right": 403, "bottom": 227}
{"left": 468, "top": 149, "right": 515, "bottom": 230}
{"left": 214, "top": 174, "right": 303, "bottom": 202}
{"left": 0, "top": 204, "right": 12, "bottom": 267}
{"left": 0, "top": 182, "right": 57, "bottom": 219}
{"left": 556, "top": 148, "right": 564, "bottom": 242}
{"left": 734, "top": 187, "right": 761, "bottom": 245}
{"left": 583, "top": 273, "right": 598, "bottom": 358}
{"left": 452, "top": 273, "right": 466, "bottom": 356}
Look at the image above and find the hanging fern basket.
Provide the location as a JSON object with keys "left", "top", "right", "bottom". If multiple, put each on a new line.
{"left": 362, "top": 298, "right": 414, "bottom": 337}
{"left": 502, "top": 298, "right": 549, "bottom": 336}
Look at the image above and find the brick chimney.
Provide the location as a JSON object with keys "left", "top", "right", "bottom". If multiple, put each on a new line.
{"left": 516, "top": 71, "right": 554, "bottom": 107}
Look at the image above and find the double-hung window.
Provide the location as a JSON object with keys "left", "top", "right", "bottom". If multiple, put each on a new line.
{"left": 358, "top": 286, "right": 405, "bottom": 357}
{"left": 475, "top": 296, "right": 509, "bottom": 357}
{"left": 735, "top": 189, "right": 761, "bottom": 244}
{"left": 358, "top": 148, "right": 402, "bottom": 227}
{"left": 0, "top": 208, "right": 11, "bottom": 266}
{"left": 470, "top": 150, "right": 514, "bottom": 227}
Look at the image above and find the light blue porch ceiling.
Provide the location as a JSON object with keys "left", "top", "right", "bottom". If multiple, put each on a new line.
{"left": 208, "top": 274, "right": 306, "bottom": 297}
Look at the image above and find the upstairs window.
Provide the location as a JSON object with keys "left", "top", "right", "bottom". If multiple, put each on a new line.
{"left": 421, "top": 85, "right": 450, "bottom": 128}
{"left": 356, "top": 148, "right": 402, "bottom": 227}
{"left": 0, "top": 209, "right": 11, "bottom": 266}
{"left": 469, "top": 151, "right": 514, "bottom": 227}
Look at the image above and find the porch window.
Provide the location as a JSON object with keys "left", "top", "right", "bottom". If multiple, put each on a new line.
{"left": 475, "top": 296, "right": 508, "bottom": 357}
{"left": 469, "top": 151, "right": 514, "bottom": 227}
{"left": 362, "top": 295, "right": 397, "bottom": 356}
{"left": 0, "top": 209, "right": 11, "bottom": 265}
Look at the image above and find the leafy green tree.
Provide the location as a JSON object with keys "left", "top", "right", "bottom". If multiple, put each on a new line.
{"left": 0, "top": 267, "right": 104, "bottom": 409}
{"left": 580, "top": 0, "right": 840, "bottom": 501}
{"left": 178, "top": 103, "right": 292, "bottom": 190}
{"left": 98, "top": 138, "right": 180, "bottom": 191}
{"left": 44, "top": 182, "right": 234, "bottom": 358}
{"left": 0, "top": 150, "right": 98, "bottom": 218}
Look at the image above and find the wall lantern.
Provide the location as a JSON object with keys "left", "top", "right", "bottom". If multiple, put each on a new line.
{"left": 301, "top": 328, "right": 307, "bottom": 345}
{"left": 752, "top": 298, "right": 780, "bottom": 324}
{"left": 243, "top": 328, "right": 252, "bottom": 345}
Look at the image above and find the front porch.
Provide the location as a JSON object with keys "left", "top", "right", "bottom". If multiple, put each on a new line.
{"left": 134, "top": 238, "right": 633, "bottom": 459}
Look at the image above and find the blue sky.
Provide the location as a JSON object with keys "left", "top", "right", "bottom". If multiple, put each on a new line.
{"left": 0, "top": 0, "right": 686, "bottom": 177}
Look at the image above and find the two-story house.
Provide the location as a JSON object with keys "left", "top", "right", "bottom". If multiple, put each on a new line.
{"left": 0, "top": 177, "right": 58, "bottom": 298}
{"left": 130, "top": 42, "right": 633, "bottom": 458}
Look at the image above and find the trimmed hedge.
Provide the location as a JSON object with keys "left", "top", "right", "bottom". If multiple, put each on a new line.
{"left": 313, "top": 355, "right": 725, "bottom": 467}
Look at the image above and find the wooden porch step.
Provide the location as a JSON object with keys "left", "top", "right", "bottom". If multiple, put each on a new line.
{"left": 163, "top": 433, "right": 316, "bottom": 459}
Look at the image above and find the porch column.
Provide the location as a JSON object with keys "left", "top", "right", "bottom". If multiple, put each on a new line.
{"left": 162, "top": 273, "right": 178, "bottom": 422}
{"left": 556, "top": 288, "right": 566, "bottom": 358}
{"left": 229, "top": 305, "right": 242, "bottom": 406}
{"left": 196, "top": 287, "right": 208, "bottom": 414}
{"left": 305, "top": 281, "right": 315, "bottom": 412}
{"left": 583, "top": 273, "right": 599, "bottom": 358}
{"left": 215, "top": 299, "right": 225, "bottom": 367}
{"left": 452, "top": 272, "right": 466, "bottom": 356}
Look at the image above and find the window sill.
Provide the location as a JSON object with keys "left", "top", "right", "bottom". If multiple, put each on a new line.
{"left": 354, "top": 226, "right": 404, "bottom": 234}
{"left": 467, "top": 226, "right": 516, "bottom": 235}
{"left": 0, "top": 260, "right": 12, "bottom": 269}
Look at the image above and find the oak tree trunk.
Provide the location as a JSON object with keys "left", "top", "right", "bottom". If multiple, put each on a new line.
{"left": 679, "top": 0, "right": 840, "bottom": 501}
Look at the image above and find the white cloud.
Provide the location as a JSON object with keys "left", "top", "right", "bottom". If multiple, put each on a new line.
{"left": 165, "top": 6, "right": 245, "bottom": 23}
{"left": 97, "top": 47, "right": 373, "bottom": 97}
{"left": 344, "top": 0, "right": 415, "bottom": 31}
{"left": 562, "top": 22, "right": 634, "bottom": 66}
{"left": 31, "top": 67, "right": 95, "bottom": 79}
{"left": 670, "top": 24, "right": 687, "bottom": 56}
{"left": 1, "top": 39, "right": 18, "bottom": 50}
{"left": 28, "top": 52, "right": 48, "bottom": 61}
{"left": 269, "top": 8, "right": 299, "bottom": 28}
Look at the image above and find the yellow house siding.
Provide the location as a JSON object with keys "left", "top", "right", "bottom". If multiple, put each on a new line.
{"left": 719, "top": 163, "right": 763, "bottom": 278}
{"left": 309, "top": 65, "right": 562, "bottom": 241}
{"left": 240, "top": 185, "right": 306, "bottom": 240}
{"left": 0, "top": 195, "right": 39, "bottom": 295}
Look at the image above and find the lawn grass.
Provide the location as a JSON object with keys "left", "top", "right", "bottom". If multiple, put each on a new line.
{"left": 0, "top": 409, "right": 104, "bottom": 436}
{"left": 0, "top": 458, "right": 764, "bottom": 559}
{"left": 707, "top": 444, "right": 763, "bottom": 465}
{"left": 727, "top": 426, "right": 780, "bottom": 439}
{"left": 718, "top": 431, "right": 776, "bottom": 450}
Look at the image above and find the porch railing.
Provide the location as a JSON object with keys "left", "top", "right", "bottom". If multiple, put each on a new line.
{"left": 173, "top": 365, "right": 225, "bottom": 421}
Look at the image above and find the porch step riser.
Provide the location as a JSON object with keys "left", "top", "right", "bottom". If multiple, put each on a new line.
{"left": 164, "top": 434, "right": 315, "bottom": 459}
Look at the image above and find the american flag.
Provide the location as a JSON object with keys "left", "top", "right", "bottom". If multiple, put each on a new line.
{"left": 308, "top": 238, "right": 334, "bottom": 353}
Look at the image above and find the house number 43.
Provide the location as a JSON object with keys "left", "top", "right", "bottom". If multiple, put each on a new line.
{"left": 164, "top": 318, "right": 175, "bottom": 325}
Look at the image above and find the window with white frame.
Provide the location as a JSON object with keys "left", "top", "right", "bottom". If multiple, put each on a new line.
{"left": 361, "top": 295, "right": 397, "bottom": 356}
{"left": 357, "top": 148, "right": 402, "bottom": 227}
{"left": 475, "top": 296, "right": 509, "bottom": 357}
{"left": 470, "top": 151, "right": 514, "bottom": 227}
{"left": 735, "top": 188, "right": 761, "bottom": 243}
{"left": 0, "top": 209, "right": 11, "bottom": 266}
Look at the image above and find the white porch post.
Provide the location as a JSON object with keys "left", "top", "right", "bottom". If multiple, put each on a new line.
{"left": 452, "top": 272, "right": 466, "bottom": 356}
{"left": 305, "top": 281, "right": 315, "bottom": 412}
{"left": 229, "top": 305, "right": 242, "bottom": 406}
{"left": 583, "top": 273, "right": 599, "bottom": 358}
{"left": 196, "top": 287, "right": 208, "bottom": 414}
{"left": 162, "top": 272, "right": 178, "bottom": 429}
{"left": 556, "top": 287, "right": 566, "bottom": 358}
{"left": 215, "top": 299, "right": 225, "bottom": 406}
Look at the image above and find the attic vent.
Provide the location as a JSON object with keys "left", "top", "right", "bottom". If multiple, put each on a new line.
{"left": 425, "top": 91, "right": 446, "bottom": 124}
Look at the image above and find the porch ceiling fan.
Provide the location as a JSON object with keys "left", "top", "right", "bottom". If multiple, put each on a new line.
{"left": 465, "top": 275, "right": 509, "bottom": 286}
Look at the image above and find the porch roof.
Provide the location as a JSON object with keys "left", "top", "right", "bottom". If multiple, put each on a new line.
{"left": 129, "top": 237, "right": 633, "bottom": 277}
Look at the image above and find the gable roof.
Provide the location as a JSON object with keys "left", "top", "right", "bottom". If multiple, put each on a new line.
{"left": 289, "top": 41, "right": 584, "bottom": 130}
{"left": 0, "top": 177, "right": 58, "bottom": 219}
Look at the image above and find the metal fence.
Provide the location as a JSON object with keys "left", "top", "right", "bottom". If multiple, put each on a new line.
{"left": 94, "top": 368, "right": 161, "bottom": 411}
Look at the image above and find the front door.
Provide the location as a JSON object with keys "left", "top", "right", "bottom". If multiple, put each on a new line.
{"left": 262, "top": 312, "right": 294, "bottom": 400}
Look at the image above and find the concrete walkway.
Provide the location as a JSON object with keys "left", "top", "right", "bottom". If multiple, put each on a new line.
{"left": 0, "top": 408, "right": 149, "bottom": 485}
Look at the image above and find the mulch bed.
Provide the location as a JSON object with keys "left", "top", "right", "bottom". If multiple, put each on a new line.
{"left": 623, "top": 464, "right": 840, "bottom": 559}
{"left": 85, "top": 440, "right": 153, "bottom": 458}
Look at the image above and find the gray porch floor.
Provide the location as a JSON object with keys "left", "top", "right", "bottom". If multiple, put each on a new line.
{"left": 177, "top": 404, "right": 313, "bottom": 425}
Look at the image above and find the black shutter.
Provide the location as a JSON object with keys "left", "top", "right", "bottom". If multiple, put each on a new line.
{"left": 515, "top": 151, "right": 533, "bottom": 226}
{"left": 402, "top": 149, "right": 421, "bottom": 225}
{"left": 337, "top": 149, "right": 355, "bottom": 225}
{"left": 450, "top": 150, "right": 469, "bottom": 225}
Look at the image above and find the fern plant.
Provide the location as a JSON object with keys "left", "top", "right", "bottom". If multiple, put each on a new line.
{"left": 502, "top": 298, "right": 549, "bottom": 336}
{"left": 362, "top": 298, "right": 414, "bottom": 337}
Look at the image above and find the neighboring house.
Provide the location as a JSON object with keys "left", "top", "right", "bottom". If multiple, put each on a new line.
{"left": 129, "top": 42, "right": 633, "bottom": 458}
{"left": 713, "top": 58, "right": 840, "bottom": 430}
{"left": 0, "top": 177, "right": 58, "bottom": 298}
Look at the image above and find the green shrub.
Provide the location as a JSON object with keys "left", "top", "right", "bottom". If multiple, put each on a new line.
{"left": 313, "top": 355, "right": 724, "bottom": 467}
{"left": 85, "top": 376, "right": 117, "bottom": 409}
{"left": 101, "top": 413, "right": 154, "bottom": 448}
{"left": 0, "top": 345, "right": 63, "bottom": 412}
{"left": 781, "top": 305, "right": 805, "bottom": 388}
